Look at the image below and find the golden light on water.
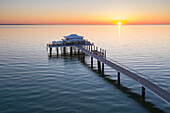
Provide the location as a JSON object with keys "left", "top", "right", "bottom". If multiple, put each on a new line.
{"left": 118, "top": 22, "right": 121, "bottom": 37}
{"left": 113, "top": 19, "right": 125, "bottom": 37}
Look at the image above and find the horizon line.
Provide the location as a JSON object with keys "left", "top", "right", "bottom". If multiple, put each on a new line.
{"left": 0, "top": 24, "right": 170, "bottom": 25}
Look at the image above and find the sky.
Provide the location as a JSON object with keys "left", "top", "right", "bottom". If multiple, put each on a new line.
{"left": 0, "top": 0, "right": 170, "bottom": 25}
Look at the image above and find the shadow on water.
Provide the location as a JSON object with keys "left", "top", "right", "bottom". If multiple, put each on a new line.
{"left": 48, "top": 55, "right": 164, "bottom": 113}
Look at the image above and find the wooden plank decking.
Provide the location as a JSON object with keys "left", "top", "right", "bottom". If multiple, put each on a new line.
{"left": 76, "top": 45, "right": 170, "bottom": 104}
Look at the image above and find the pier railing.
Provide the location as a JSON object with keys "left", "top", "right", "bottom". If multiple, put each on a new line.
{"left": 78, "top": 45, "right": 170, "bottom": 103}
{"left": 105, "top": 57, "right": 169, "bottom": 92}
{"left": 81, "top": 45, "right": 168, "bottom": 91}
{"left": 47, "top": 41, "right": 92, "bottom": 47}
{"left": 80, "top": 45, "right": 167, "bottom": 90}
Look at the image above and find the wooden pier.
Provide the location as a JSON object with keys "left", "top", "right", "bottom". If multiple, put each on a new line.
{"left": 47, "top": 38, "right": 170, "bottom": 104}
{"left": 76, "top": 45, "right": 170, "bottom": 104}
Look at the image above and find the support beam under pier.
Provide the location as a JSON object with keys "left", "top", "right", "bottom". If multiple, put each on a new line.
{"left": 63, "top": 47, "right": 66, "bottom": 55}
{"left": 56, "top": 47, "right": 59, "bottom": 56}
{"left": 142, "top": 86, "right": 145, "bottom": 100}
{"left": 70, "top": 47, "right": 72, "bottom": 56}
{"left": 78, "top": 49, "right": 80, "bottom": 58}
{"left": 102, "top": 63, "right": 104, "bottom": 75}
{"left": 91, "top": 57, "right": 93, "bottom": 68}
{"left": 49, "top": 47, "right": 52, "bottom": 57}
{"left": 82, "top": 52, "right": 85, "bottom": 62}
{"left": 97, "top": 60, "right": 101, "bottom": 73}
{"left": 74, "top": 47, "right": 76, "bottom": 55}
{"left": 117, "top": 72, "right": 120, "bottom": 84}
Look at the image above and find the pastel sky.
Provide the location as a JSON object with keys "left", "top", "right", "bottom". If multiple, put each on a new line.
{"left": 0, "top": 0, "right": 170, "bottom": 25}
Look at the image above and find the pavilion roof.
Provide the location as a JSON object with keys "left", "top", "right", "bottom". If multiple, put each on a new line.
{"left": 64, "top": 34, "right": 84, "bottom": 39}
{"left": 65, "top": 39, "right": 84, "bottom": 42}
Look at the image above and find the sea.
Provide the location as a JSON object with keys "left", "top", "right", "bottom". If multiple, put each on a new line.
{"left": 0, "top": 25, "right": 170, "bottom": 113}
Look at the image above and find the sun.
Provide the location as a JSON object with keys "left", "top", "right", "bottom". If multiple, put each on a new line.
{"left": 113, "top": 20, "right": 126, "bottom": 25}
{"left": 118, "top": 22, "right": 121, "bottom": 25}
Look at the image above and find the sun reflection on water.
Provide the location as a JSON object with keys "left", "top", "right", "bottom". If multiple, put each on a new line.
{"left": 118, "top": 22, "right": 121, "bottom": 37}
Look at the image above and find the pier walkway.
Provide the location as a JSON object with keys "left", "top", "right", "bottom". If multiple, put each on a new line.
{"left": 76, "top": 45, "right": 170, "bottom": 104}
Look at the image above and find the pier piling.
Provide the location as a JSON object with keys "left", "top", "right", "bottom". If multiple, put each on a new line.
{"left": 70, "top": 47, "right": 72, "bottom": 55}
{"left": 102, "top": 63, "right": 104, "bottom": 74}
{"left": 78, "top": 49, "right": 80, "bottom": 58}
{"left": 49, "top": 47, "right": 52, "bottom": 57}
{"left": 74, "top": 47, "right": 76, "bottom": 55}
{"left": 82, "top": 52, "right": 85, "bottom": 62}
{"left": 63, "top": 47, "right": 66, "bottom": 55}
{"left": 91, "top": 57, "right": 93, "bottom": 68}
{"left": 56, "top": 47, "right": 59, "bottom": 56}
{"left": 118, "top": 72, "right": 120, "bottom": 84}
{"left": 142, "top": 86, "right": 145, "bottom": 99}
{"left": 97, "top": 60, "right": 101, "bottom": 72}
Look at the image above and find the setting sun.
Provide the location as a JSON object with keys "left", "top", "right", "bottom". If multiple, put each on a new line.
{"left": 118, "top": 22, "right": 121, "bottom": 25}
{"left": 113, "top": 20, "right": 126, "bottom": 25}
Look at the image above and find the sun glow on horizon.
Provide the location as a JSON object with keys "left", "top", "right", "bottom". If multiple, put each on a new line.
{"left": 113, "top": 19, "right": 126, "bottom": 25}
{"left": 0, "top": 0, "right": 170, "bottom": 25}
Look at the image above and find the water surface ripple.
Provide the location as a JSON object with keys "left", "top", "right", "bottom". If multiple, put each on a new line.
{"left": 0, "top": 25, "right": 170, "bottom": 113}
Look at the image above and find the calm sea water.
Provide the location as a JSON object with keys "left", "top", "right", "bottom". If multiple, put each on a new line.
{"left": 0, "top": 25, "right": 169, "bottom": 113}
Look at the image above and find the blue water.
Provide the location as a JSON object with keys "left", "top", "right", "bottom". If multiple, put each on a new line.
{"left": 0, "top": 25, "right": 169, "bottom": 113}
